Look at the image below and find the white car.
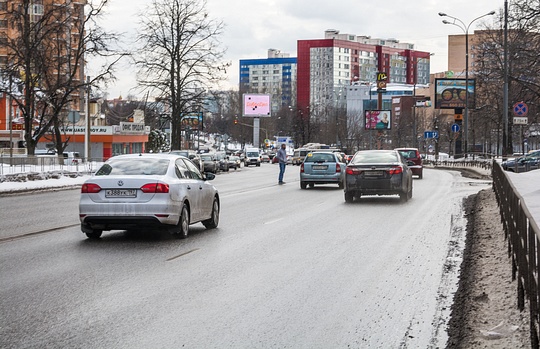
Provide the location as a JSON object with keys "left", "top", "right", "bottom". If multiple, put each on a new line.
{"left": 79, "top": 153, "right": 220, "bottom": 239}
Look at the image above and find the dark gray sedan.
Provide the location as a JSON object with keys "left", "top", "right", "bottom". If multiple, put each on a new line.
{"left": 344, "top": 150, "right": 413, "bottom": 203}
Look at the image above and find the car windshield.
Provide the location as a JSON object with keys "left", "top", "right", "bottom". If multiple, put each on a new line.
{"left": 247, "top": 152, "right": 258, "bottom": 157}
{"left": 304, "top": 153, "right": 335, "bottom": 163}
{"left": 95, "top": 158, "right": 170, "bottom": 176}
{"left": 397, "top": 150, "right": 416, "bottom": 159}
{"left": 200, "top": 155, "right": 213, "bottom": 160}
{"left": 352, "top": 152, "right": 399, "bottom": 164}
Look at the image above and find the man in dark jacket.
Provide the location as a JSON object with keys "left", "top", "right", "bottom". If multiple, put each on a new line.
{"left": 276, "top": 143, "right": 288, "bottom": 184}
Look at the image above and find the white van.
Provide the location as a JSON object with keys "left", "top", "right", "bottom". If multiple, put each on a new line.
{"left": 63, "top": 151, "right": 81, "bottom": 165}
{"left": 244, "top": 148, "right": 261, "bottom": 167}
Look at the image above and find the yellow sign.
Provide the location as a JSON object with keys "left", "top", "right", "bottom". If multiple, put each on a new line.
{"left": 454, "top": 113, "right": 463, "bottom": 121}
{"left": 376, "top": 72, "right": 388, "bottom": 82}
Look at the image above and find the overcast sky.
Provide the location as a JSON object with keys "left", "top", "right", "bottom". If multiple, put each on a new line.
{"left": 92, "top": 0, "right": 502, "bottom": 99}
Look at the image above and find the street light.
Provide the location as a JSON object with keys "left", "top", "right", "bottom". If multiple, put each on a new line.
{"left": 439, "top": 10, "right": 496, "bottom": 157}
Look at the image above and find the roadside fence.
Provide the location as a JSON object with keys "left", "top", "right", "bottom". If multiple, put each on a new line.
{"left": 0, "top": 154, "right": 103, "bottom": 178}
{"left": 493, "top": 160, "right": 540, "bottom": 349}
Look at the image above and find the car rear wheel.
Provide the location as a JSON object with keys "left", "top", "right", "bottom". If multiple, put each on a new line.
{"left": 85, "top": 230, "right": 102, "bottom": 239}
{"left": 300, "top": 181, "right": 307, "bottom": 189}
{"left": 338, "top": 181, "right": 344, "bottom": 189}
{"left": 418, "top": 171, "right": 423, "bottom": 179}
{"left": 203, "top": 197, "right": 220, "bottom": 229}
{"left": 344, "top": 191, "right": 354, "bottom": 203}
{"left": 175, "top": 204, "right": 190, "bottom": 239}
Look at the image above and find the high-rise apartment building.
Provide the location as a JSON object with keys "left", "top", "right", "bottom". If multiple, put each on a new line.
{"left": 297, "top": 30, "right": 432, "bottom": 119}
{"left": 239, "top": 49, "right": 297, "bottom": 112}
{"left": 0, "top": 0, "right": 86, "bottom": 133}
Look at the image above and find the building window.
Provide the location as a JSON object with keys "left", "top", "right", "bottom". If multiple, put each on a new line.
{"left": 0, "top": 2, "right": 7, "bottom": 11}
{"left": 0, "top": 20, "right": 7, "bottom": 28}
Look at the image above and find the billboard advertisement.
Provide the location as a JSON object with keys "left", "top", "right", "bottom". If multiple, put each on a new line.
{"left": 242, "top": 94, "right": 271, "bottom": 117}
{"left": 181, "top": 112, "right": 203, "bottom": 131}
{"left": 434, "top": 78, "right": 476, "bottom": 109}
{"left": 365, "top": 110, "right": 392, "bottom": 130}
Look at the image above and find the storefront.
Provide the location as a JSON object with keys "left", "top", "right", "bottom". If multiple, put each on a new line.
{"left": 37, "top": 122, "right": 150, "bottom": 160}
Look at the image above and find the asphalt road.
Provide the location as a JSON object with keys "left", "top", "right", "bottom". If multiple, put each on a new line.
{"left": 0, "top": 164, "right": 491, "bottom": 348}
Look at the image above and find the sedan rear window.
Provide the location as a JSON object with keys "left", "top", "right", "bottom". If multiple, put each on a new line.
{"left": 305, "top": 153, "right": 335, "bottom": 163}
{"left": 352, "top": 152, "right": 399, "bottom": 164}
{"left": 95, "top": 158, "right": 170, "bottom": 176}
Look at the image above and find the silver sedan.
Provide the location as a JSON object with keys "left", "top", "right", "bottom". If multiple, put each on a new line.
{"left": 79, "top": 153, "right": 220, "bottom": 239}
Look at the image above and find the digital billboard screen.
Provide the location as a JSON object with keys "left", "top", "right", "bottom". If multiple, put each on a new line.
{"left": 365, "top": 110, "right": 392, "bottom": 130}
{"left": 242, "top": 94, "right": 271, "bottom": 117}
{"left": 434, "top": 78, "right": 476, "bottom": 109}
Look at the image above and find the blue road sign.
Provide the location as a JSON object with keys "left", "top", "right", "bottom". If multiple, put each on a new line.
{"left": 451, "top": 123, "right": 460, "bottom": 132}
{"left": 424, "top": 131, "right": 439, "bottom": 139}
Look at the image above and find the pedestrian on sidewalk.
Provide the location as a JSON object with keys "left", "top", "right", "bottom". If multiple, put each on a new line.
{"left": 276, "top": 143, "right": 288, "bottom": 184}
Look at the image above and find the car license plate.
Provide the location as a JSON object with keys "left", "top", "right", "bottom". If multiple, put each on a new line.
{"left": 105, "top": 189, "right": 137, "bottom": 198}
{"left": 364, "top": 170, "right": 383, "bottom": 177}
{"left": 313, "top": 165, "right": 328, "bottom": 170}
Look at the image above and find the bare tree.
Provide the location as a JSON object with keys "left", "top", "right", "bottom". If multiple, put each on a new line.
{"left": 473, "top": 1, "right": 540, "bottom": 154}
{"left": 0, "top": 0, "right": 125, "bottom": 157}
{"left": 135, "top": 0, "right": 229, "bottom": 150}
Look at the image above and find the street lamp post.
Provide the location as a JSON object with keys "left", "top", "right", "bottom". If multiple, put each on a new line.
{"left": 439, "top": 10, "right": 495, "bottom": 157}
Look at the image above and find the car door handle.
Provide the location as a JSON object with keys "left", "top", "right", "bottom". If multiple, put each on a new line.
{"left": 187, "top": 186, "right": 191, "bottom": 190}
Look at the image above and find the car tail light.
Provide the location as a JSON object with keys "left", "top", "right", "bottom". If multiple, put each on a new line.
{"left": 336, "top": 163, "right": 341, "bottom": 172}
{"left": 300, "top": 163, "right": 305, "bottom": 173}
{"left": 388, "top": 166, "right": 403, "bottom": 175}
{"left": 346, "top": 167, "right": 362, "bottom": 175}
{"left": 81, "top": 183, "right": 101, "bottom": 193}
{"left": 140, "top": 182, "right": 170, "bottom": 193}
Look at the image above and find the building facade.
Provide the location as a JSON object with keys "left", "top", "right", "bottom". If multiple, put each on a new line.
{"left": 239, "top": 49, "right": 297, "bottom": 112}
{"left": 297, "top": 30, "right": 432, "bottom": 124}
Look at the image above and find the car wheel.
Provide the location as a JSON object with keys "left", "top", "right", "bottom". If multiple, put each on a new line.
{"left": 309, "top": 183, "right": 314, "bottom": 188}
{"left": 175, "top": 204, "right": 190, "bottom": 239}
{"left": 85, "top": 230, "right": 102, "bottom": 239}
{"left": 300, "top": 181, "right": 307, "bottom": 189}
{"left": 418, "top": 171, "right": 423, "bottom": 179}
{"left": 203, "top": 197, "right": 220, "bottom": 229}
{"left": 399, "top": 191, "right": 409, "bottom": 202}
{"left": 344, "top": 191, "right": 354, "bottom": 203}
{"left": 338, "top": 181, "right": 344, "bottom": 189}
{"left": 256, "top": 163, "right": 260, "bottom": 167}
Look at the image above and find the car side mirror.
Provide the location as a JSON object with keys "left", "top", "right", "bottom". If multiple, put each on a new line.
{"left": 205, "top": 172, "right": 216, "bottom": 181}
{"left": 189, "top": 155, "right": 195, "bottom": 159}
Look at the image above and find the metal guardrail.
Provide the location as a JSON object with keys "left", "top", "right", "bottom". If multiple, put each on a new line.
{"left": 493, "top": 160, "right": 540, "bottom": 349}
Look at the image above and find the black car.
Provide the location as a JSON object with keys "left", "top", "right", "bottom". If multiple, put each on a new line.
{"left": 344, "top": 150, "right": 413, "bottom": 203}
{"left": 199, "top": 154, "right": 219, "bottom": 173}
{"left": 215, "top": 152, "right": 230, "bottom": 172}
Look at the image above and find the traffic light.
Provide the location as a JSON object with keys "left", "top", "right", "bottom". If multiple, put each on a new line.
{"left": 234, "top": 118, "right": 238, "bottom": 125}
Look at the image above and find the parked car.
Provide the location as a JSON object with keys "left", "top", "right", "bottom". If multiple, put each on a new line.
{"left": 227, "top": 155, "right": 241, "bottom": 170}
{"left": 344, "top": 150, "right": 413, "bottom": 203}
{"left": 215, "top": 152, "right": 230, "bottom": 172}
{"left": 169, "top": 150, "right": 204, "bottom": 173}
{"left": 395, "top": 147, "right": 423, "bottom": 179}
{"left": 79, "top": 153, "right": 220, "bottom": 239}
{"left": 199, "top": 153, "right": 219, "bottom": 173}
{"left": 261, "top": 154, "right": 271, "bottom": 163}
{"left": 63, "top": 151, "right": 81, "bottom": 165}
{"left": 300, "top": 151, "right": 346, "bottom": 189}
{"left": 502, "top": 150, "right": 540, "bottom": 172}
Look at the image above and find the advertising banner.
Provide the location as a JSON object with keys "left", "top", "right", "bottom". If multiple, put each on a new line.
{"left": 434, "top": 78, "right": 476, "bottom": 109}
{"left": 242, "top": 94, "right": 271, "bottom": 117}
{"left": 365, "top": 110, "right": 392, "bottom": 130}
